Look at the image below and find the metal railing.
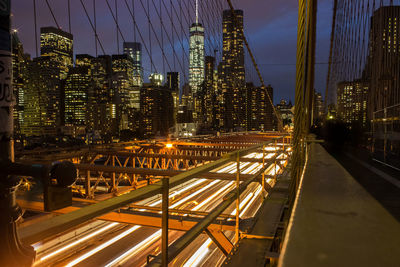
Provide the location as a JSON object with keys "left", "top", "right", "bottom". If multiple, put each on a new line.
{"left": 148, "top": 135, "right": 291, "bottom": 266}
{"left": 372, "top": 103, "right": 400, "bottom": 170}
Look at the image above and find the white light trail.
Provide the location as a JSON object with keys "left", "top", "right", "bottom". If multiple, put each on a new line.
{"left": 229, "top": 189, "right": 254, "bottom": 216}
{"left": 183, "top": 238, "right": 213, "bottom": 267}
{"left": 105, "top": 230, "right": 162, "bottom": 267}
{"left": 192, "top": 181, "right": 234, "bottom": 211}
{"left": 170, "top": 180, "right": 220, "bottom": 209}
{"left": 36, "top": 222, "right": 119, "bottom": 263}
{"left": 239, "top": 185, "right": 263, "bottom": 217}
{"left": 145, "top": 179, "right": 207, "bottom": 209}
{"left": 65, "top": 225, "right": 141, "bottom": 266}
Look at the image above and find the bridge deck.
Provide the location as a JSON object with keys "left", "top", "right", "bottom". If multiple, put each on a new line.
{"left": 279, "top": 143, "right": 400, "bottom": 267}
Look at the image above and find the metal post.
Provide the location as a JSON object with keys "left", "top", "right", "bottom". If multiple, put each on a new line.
{"left": 262, "top": 145, "right": 265, "bottom": 191}
{"left": 161, "top": 178, "right": 169, "bottom": 266}
{"left": 86, "top": 170, "right": 91, "bottom": 197}
{"left": 112, "top": 156, "right": 116, "bottom": 191}
{"left": 235, "top": 152, "right": 240, "bottom": 243}
{"left": 0, "top": 1, "right": 35, "bottom": 264}
{"left": 274, "top": 139, "right": 277, "bottom": 180}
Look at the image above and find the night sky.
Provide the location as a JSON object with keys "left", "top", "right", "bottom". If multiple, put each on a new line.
{"left": 11, "top": 0, "right": 332, "bottom": 103}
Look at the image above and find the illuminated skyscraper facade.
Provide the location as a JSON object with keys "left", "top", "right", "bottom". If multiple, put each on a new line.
{"left": 221, "top": 9, "right": 245, "bottom": 130}
{"left": 189, "top": 4, "right": 205, "bottom": 122}
{"left": 123, "top": 42, "right": 142, "bottom": 86}
{"left": 112, "top": 54, "right": 136, "bottom": 131}
{"left": 21, "top": 27, "right": 73, "bottom": 136}
{"left": 64, "top": 66, "right": 91, "bottom": 126}
{"left": 189, "top": 23, "right": 205, "bottom": 95}
{"left": 140, "top": 84, "right": 174, "bottom": 137}
{"left": 22, "top": 56, "right": 63, "bottom": 136}
{"left": 40, "top": 27, "right": 73, "bottom": 79}
{"left": 245, "top": 83, "right": 274, "bottom": 131}
{"left": 337, "top": 81, "right": 368, "bottom": 127}
{"left": 11, "top": 31, "right": 27, "bottom": 135}
{"left": 366, "top": 6, "right": 400, "bottom": 118}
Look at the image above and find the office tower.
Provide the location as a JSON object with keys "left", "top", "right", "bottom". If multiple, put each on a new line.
{"left": 40, "top": 27, "right": 73, "bottom": 79}
{"left": 140, "top": 84, "right": 174, "bottom": 137}
{"left": 149, "top": 73, "right": 164, "bottom": 86}
{"left": 167, "top": 72, "right": 180, "bottom": 92}
{"left": 22, "top": 56, "right": 63, "bottom": 136}
{"left": 123, "top": 42, "right": 142, "bottom": 86}
{"left": 64, "top": 66, "right": 91, "bottom": 128}
{"left": 74, "top": 54, "right": 116, "bottom": 137}
{"left": 22, "top": 27, "right": 73, "bottom": 136}
{"left": 112, "top": 54, "right": 136, "bottom": 131}
{"left": 221, "top": 9, "right": 245, "bottom": 130}
{"left": 245, "top": 83, "right": 274, "bottom": 131}
{"left": 75, "top": 54, "right": 94, "bottom": 68}
{"left": 367, "top": 6, "right": 400, "bottom": 116}
{"left": 189, "top": 0, "right": 205, "bottom": 121}
{"left": 201, "top": 56, "right": 217, "bottom": 127}
{"left": 337, "top": 81, "right": 368, "bottom": 127}
{"left": 11, "top": 31, "right": 27, "bottom": 136}
{"left": 314, "top": 92, "right": 324, "bottom": 121}
{"left": 167, "top": 72, "right": 180, "bottom": 126}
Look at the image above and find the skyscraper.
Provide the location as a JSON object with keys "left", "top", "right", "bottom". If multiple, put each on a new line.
{"left": 140, "top": 84, "right": 174, "bottom": 137}
{"left": 189, "top": 0, "right": 205, "bottom": 121}
{"left": 167, "top": 72, "right": 180, "bottom": 128}
{"left": 21, "top": 27, "right": 74, "bottom": 136}
{"left": 64, "top": 66, "right": 91, "bottom": 127}
{"left": 221, "top": 9, "right": 245, "bottom": 130}
{"left": 367, "top": 6, "right": 400, "bottom": 118}
{"left": 123, "top": 42, "right": 142, "bottom": 86}
{"left": 112, "top": 54, "right": 136, "bottom": 131}
{"left": 166, "top": 72, "right": 180, "bottom": 92}
{"left": 11, "top": 31, "right": 27, "bottom": 136}
{"left": 74, "top": 54, "right": 116, "bottom": 136}
{"left": 202, "top": 56, "right": 216, "bottom": 127}
{"left": 40, "top": 27, "right": 73, "bottom": 79}
{"left": 337, "top": 81, "right": 368, "bottom": 127}
{"left": 22, "top": 56, "right": 63, "bottom": 136}
{"left": 245, "top": 83, "right": 274, "bottom": 131}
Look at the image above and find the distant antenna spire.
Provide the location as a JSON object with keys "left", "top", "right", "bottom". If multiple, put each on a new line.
{"left": 195, "top": 0, "right": 198, "bottom": 24}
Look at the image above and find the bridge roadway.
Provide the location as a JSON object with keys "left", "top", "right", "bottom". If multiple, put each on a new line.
{"left": 17, "top": 134, "right": 289, "bottom": 266}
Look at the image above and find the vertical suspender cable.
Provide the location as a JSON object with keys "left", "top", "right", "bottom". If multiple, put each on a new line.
{"left": 33, "top": 0, "right": 38, "bottom": 57}
{"left": 94, "top": 0, "right": 98, "bottom": 57}
{"left": 304, "top": 0, "right": 317, "bottom": 129}
{"left": 45, "top": 0, "right": 61, "bottom": 29}
{"left": 170, "top": 0, "right": 176, "bottom": 70}
{"left": 160, "top": 0, "right": 165, "bottom": 75}
{"left": 132, "top": 0, "right": 137, "bottom": 43}
{"left": 325, "top": 0, "right": 337, "bottom": 112}
{"left": 115, "top": 0, "right": 120, "bottom": 54}
{"left": 68, "top": 0, "right": 72, "bottom": 33}
{"left": 147, "top": 0, "right": 152, "bottom": 73}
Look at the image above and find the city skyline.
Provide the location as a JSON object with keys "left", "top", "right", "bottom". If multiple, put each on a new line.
{"left": 10, "top": 0, "right": 336, "bottom": 102}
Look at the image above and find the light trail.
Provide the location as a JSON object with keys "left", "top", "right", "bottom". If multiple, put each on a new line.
{"left": 65, "top": 225, "right": 141, "bottom": 266}
{"left": 169, "top": 180, "right": 220, "bottom": 209}
{"left": 239, "top": 185, "right": 263, "bottom": 217}
{"left": 142, "top": 178, "right": 208, "bottom": 209}
{"left": 36, "top": 222, "right": 119, "bottom": 264}
{"left": 192, "top": 181, "right": 234, "bottom": 211}
{"left": 105, "top": 230, "right": 162, "bottom": 267}
{"left": 183, "top": 238, "right": 213, "bottom": 267}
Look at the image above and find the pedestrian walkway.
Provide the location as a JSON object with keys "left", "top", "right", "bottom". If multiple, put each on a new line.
{"left": 279, "top": 143, "right": 400, "bottom": 267}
